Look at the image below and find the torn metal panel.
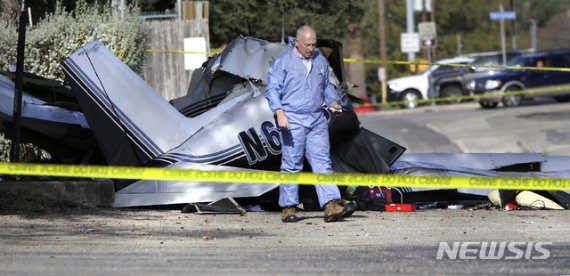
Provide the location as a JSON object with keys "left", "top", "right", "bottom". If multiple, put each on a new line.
{"left": 162, "top": 84, "right": 282, "bottom": 169}
{"left": 112, "top": 162, "right": 277, "bottom": 207}
{"left": 62, "top": 41, "right": 283, "bottom": 206}
{"left": 168, "top": 35, "right": 287, "bottom": 118}
{"left": 397, "top": 152, "right": 548, "bottom": 170}
{"left": 0, "top": 74, "right": 88, "bottom": 130}
{"left": 191, "top": 198, "right": 246, "bottom": 214}
{"left": 541, "top": 156, "right": 570, "bottom": 172}
{"left": 331, "top": 128, "right": 405, "bottom": 174}
{"left": 163, "top": 36, "right": 369, "bottom": 171}
{"left": 171, "top": 36, "right": 344, "bottom": 118}
{"left": 62, "top": 42, "right": 195, "bottom": 165}
{"left": 170, "top": 71, "right": 245, "bottom": 117}
{"left": 0, "top": 72, "right": 103, "bottom": 161}
{"left": 392, "top": 153, "right": 570, "bottom": 197}
{"left": 62, "top": 41, "right": 251, "bottom": 166}
{"left": 218, "top": 36, "right": 288, "bottom": 83}
{"left": 0, "top": 74, "right": 90, "bottom": 146}
{"left": 61, "top": 40, "right": 369, "bottom": 171}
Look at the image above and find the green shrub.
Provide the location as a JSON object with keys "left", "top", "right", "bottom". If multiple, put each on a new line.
{"left": 0, "top": 0, "right": 147, "bottom": 162}
{"left": 0, "top": 131, "right": 9, "bottom": 162}
{"left": 0, "top": 130, "right": 49, "bottom": 163}
{"left": 0, "top": 0, "right": 147, "bottom": 81}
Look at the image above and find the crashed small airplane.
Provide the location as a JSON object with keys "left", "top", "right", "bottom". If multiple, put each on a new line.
{"left": 60, "top": 36, "right": 405, "bottom": 207}
{"left": 1, "top": 35, "right": 569, "bottom": 210}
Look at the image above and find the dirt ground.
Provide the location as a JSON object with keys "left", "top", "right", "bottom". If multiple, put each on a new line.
{"left": 1, "top": 204, "right": 569, "bottom": 275}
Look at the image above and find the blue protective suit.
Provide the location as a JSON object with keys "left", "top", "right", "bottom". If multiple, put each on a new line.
{"left": 265, "top": 37, "right": 341, "bottom": 208}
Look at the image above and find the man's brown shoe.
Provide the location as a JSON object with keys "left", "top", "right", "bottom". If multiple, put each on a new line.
{"left": 324, "top": 199, "right": 355, "bottom": 222}
{"left": 281, "top": 206, "right": 299, "bottom": 223}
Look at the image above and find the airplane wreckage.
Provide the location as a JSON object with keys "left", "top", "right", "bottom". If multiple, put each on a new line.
{"left": 1, "top": 36, "right": 570, "bottom": 211}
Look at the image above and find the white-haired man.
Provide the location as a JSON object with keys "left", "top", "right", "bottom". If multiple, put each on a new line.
{"left": 265, "top": 25, "right": 355, "bottom": 223}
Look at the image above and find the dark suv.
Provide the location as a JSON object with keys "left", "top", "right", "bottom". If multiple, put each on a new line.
{"left": 431, "top": 51, "right": 526, "bottom": 100}
{"left": 465, "top": 49, "right": 570, "bottom": 108}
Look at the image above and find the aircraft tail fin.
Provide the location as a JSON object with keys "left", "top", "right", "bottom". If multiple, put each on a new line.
{"left": 62, "top": 41, "right": 193, "bottom": 166}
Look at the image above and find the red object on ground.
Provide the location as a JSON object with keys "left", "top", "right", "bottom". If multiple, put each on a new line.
{"left": 385, "top": 203, "right": 416, "bottom": 212}
{"left": 504, "top": 203, "right": 518, "bottom": 210}
{"left": 354, "top": 105, "right": 377, "bottom": 113}
{"left": 354, "top": 98, "right": 378, "bottom": 113}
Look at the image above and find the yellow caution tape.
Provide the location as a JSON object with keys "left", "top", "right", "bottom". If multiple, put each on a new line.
{"left": 146, "top": 48, "right": 570, "bottom": 109}
{"left": 343, "top": 58, "right": 570, "bottom": 73}
{"left": 144, "top": 49, "right": 570, "bottom": 73}
{"left": 1, "top": 163, "right": 569, "bottom": 191}
{"left": 145, "top": 49, "right": 220, "bottom": 55}
{"left": 372, "top": 84, "right": 570, "bottom": 108}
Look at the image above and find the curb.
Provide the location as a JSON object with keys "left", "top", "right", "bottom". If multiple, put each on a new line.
{"left": 0, "top": 180, "right": 114, "bottom": 209}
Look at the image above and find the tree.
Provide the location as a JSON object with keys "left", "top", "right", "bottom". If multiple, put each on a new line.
{"left": 537, "top": 11, "right": 570, "bottom": 50}
{"left": 209, "top": 0, "right": 367, "bottom": 48}
{"left": 356, "top": 0, "right": 570, "bottom": 97}
{"left": 0, "top": 0, "right": 20, "bottom": 23}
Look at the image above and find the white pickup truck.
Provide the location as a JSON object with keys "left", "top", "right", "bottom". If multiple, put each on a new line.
{"left": 387, "top": 56, "right": 474, "bottom": 108}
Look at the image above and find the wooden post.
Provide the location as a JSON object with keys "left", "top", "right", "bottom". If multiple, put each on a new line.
{"left": 10, "top": 10, "right": 27, "bottom": 162}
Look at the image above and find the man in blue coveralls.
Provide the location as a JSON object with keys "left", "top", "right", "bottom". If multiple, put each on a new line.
{"left": 265, "top": 25, "right": 355, "bottom": 223}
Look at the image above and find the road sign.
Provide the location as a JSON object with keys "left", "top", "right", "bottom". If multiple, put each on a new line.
{"left": 377, "top": 67, "right": 387, "bottom": 82}
{"left": 421, "top": 38, "right": 436, "bottom": 49}
{"left": 489, "top": 11, "right": 516, "bottom": 20}
{"left": 413, "top": 0, "right": 432, "bottom": 12}
{"left": 418, "top": 22, "right": 436, "bottom": 39}
{"left": 418, "top": 22, "right": 437, "bottom": 49}
{"left": 183, "top": 37, "right": 207, "bottom": 70}
{"left": 401, "top": 33, "right": 420, "bottom": 53}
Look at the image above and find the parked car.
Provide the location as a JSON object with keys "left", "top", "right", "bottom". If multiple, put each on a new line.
{"left": 387, "top": 56, "right": 473, "bottom": 108}
{"left": 465, "top": 49, "right": 570, "bottom": 108}
{"left": 431, "top": 50, "right": 528, "bottom": 101}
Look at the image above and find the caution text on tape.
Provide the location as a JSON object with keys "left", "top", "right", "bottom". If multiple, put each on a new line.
{"left": 343, "top": 58, "right": 570, "bottom": 73}
{"left": 1, "top": 163, "right": 569, "bottom": 191}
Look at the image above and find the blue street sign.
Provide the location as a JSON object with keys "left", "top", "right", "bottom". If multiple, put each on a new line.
{"left": 490, "top": 11, "right": 516, "bottom": 20}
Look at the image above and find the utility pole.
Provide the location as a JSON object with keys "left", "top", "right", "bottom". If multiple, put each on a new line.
{"left": 430, "top": 0, "right": 436, "bottom": 60}
{"left": 378, "top": 0, "right": 387, "bottom": 104}
{"left": 406, "top": 0, "right": 415, "bottom": 61}
{"left": 499, "top": 2, "right": 507, "bottom": 66}
{"left": 177, "top": 0, "right": 182, "bottom": 20}
{"left": 456, "top": 33, "right": 462, "bottom": 56}
{"left": 378, "top": 0, "right": 387, "bottom": 62}
{"left": 421, "top": 1, "right": 428, "bottom": 61}
{"left": 509, "top": 0, "right": 516, "bottom": 49}
{"left": 529, "top": 19, "right": 537, "bottom": 51}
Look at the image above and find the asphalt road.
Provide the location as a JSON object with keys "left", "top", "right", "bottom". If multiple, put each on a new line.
{"left": 2, "top": 100, "right": 570, "bottom": 275}
{"left": 360, "top": 100, "right": 570, "bottom": 155}
{"left": 1, "top": 208, "right": 569, "bottom": 275}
